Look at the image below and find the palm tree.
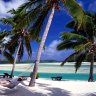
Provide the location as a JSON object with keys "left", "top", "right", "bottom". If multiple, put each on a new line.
{"left": 1, "top": 15, "right": 32, "bottom": 78}
{"left": 15, "top": 0, "right": 86, "bottom": 86}
{"left": 29, "top": 1, "right": 56, "bottom": 86}
{"left": 0, "top": 31, "right": 14, "bottom": 64}
{"left": 57, "top": 13, "right": 96, "bottom": 81}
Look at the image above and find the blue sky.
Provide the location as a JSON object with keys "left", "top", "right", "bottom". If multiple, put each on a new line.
{"left": 0, "top": 0, "right": 96, "bottom": 61}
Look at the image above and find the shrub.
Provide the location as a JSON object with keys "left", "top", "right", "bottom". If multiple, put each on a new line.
{"left": 30, "top": 72, "right": 39, "bottom": 79}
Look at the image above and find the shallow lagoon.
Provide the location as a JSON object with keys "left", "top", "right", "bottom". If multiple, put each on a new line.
{"left": 0, "top": 62, "right": 96, "bottom": 80}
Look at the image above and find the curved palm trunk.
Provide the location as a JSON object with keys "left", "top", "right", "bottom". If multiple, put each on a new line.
{"left": 10, "top": 39, "right": 22, "bottom": 78}
{"left": 29, "top": 5, "right": 55, "bottom": 87}
{"left": 88, "top": 53, "right": 94, "bottom": 82}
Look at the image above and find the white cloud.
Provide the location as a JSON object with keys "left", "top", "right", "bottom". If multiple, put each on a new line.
{"left": 26, "top": 40, "right": 74, "bottom": 61}
{"left": 0, "top": 0, "right": 27, "bottom": 18}
{"left": 41, "top": 40, "right": 73, "bottom": 61}
{"left": 2, "top": 35, "right": 12, "bottom": 44}
{"left": 42, "top": 40, "right": 62, "bottom": 57}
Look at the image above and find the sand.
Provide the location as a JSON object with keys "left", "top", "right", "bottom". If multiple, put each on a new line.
{"left": 0, "top": 63, "right": 96, "bottom": 95}
{"left": 0, "top": 78, "right": 96, "bottom": 96}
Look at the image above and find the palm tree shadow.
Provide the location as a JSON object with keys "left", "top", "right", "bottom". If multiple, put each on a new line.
{"left": 36, "top": 82, "right": 51, "bottom": 87}
{"left": 36, "top": 82, "right": 71, "bottom": 96}
{"left": 0, "top": 87, "right": 18, "bottom": 95}
{"left": 46, "top": 87, "right": 71, "bottom": 96}
{"left": 85, "top": 92, "right": 96, "bottom": 96}
{"left": 0, "top": 83, "right": 71, "bottom": 96}
{"left": 0, "top": 85, "right": 44, "bottom": 96}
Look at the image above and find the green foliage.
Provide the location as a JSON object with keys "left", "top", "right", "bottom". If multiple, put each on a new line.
{"left": 62, "top": 0, "right": 86, "bottom": 29}
{"left": 75, "top": 50, "right": 88, "bottom": 72}
{"left": 57, "top": 40, "right": 81, "bottom": 50}
{"left": 57, "top": 11, "right": 96, "bottom": 72}
{"left": 2, "top": 51, "right": 14, "bottom": 64}
{"left": 74, "top": 42, "right": 91, "bottom": 52}
{"left": 61, "top": 32, "right": 87, "bottom": 41}
{"left": 24, "top": 34, "right": 32, "bottom": 58}
{"left": 1, "top": 18, "right": 15, "bottom": 27}
{"left": 30, "top": 72, "right": 39, "bottom": 79}
{"left": 61, "top": 52, "right": 78, "bottom": 66}
{"left": 4, "top": 34, "right": 19, "bottom": 54}
{"left": 15, "top": 5, "right": 43, "bottom": 29}
{"left": 29, "top": 5, "right": 49, "bottom": 41}
{"left": 0, "top": 0, "right": 91, "bottom": 74}
{"left": 36, "top": 73, "right": 39, "bottom": 79}
{"left": 18, "top": 41, "right": 24, "bottom": 61}
{"left": 0, "top": 32, "right": 8, "bottom": 42}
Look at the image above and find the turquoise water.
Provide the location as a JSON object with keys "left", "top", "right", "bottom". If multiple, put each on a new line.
{"left": 39, "top": 73, "right": 96, "bottom": 81}
{"left": 0, "top": 63, "right": 96, "bottom": 81}
{"left": 0, "top": 70, "right": 96, "bottom": 81}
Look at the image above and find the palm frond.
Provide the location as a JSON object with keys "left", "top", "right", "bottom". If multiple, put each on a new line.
{"left": 57, "top": 40, "right": 82, "bottom": 50}
{"left": 4, "top": 34, "right": 19, "bottom": 54}
{"left": 8, "top": 9, "right": 16, "bottom": 14}
{"left": 29, "top": 5, "right": 49, "bottom": 40}
{"left": 1, "top": 18, "right": 15, "bottom": 26}
{"left": 65, "top": 20, "right": 93, "bottom": 38}
{"left": 0, "top": 31, "right": 10, "bottom": 41}
{"left": 61, "top": 52, "right": 78, "bottom": 66}
{"left": 18, "top": 41, "right": 24, "bottom": 61}
{"left": 66, "top": 20, "right": 84, "bottom": 32}
{"left": 75, "top": 51, "right": 87, "bottom": 72}
{"left": 15, "top": 5, "right": 43, "bottom": 29}
{"left": 24, "top": 35, "right": 32, "bottom": 58}
{"left": 7, "top": 40, "right": 18, "bottom": 55}
{"left": 61, "top": 32, "right": 87, "bottom": 41}
{"left": 3, "top": 51, "right": 14, "bottom": 64}
{"left": 83, "top": 15, "right": 94, "bottom": 40}
{"left": 62, "top": 0, "right": 86, "bottom": 29}
{"left": 66, "top": 20, "right": 75, "bottom": 29}
{"left": 74, "top": 42, "right": 91, "bottom": 52}
{"left": 15, "top": 0, "right": 44, "bottom": 15}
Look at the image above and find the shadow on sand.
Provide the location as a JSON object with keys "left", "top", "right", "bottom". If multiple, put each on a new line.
{"left": 0, "top": 82, "right": 71, "bottom": 96}
{"left": 85, "top": 92, "right": 96, "bottom": 96}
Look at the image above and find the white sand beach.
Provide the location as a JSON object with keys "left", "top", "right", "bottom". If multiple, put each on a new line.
{"left": 0, "top": 78, "right": 96, "bottom": 96}
{"left": 0, "top": 63, "right": 96, "bottom": 96}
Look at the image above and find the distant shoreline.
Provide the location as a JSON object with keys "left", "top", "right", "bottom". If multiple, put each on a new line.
{"left": 0, "top": 62, "right": 96, "bottom": 71}
{"left": 0, "top": 61, "right": 95, "bottom": 64}
{"left": 0, "top": 62, "right": 96, "bottom": 65}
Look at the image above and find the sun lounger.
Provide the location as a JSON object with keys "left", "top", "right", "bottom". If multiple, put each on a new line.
{"left": 3, "top": 73, "right": 13, "bottom": 78}
{"left": 0, "top": 73, "right": 12, "bottom": 78}
{"left": 51, "top": 76, "right": 62, "bottom": 81}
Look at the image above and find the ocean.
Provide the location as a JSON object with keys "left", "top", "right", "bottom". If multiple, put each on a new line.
{"left": 0, "top": 62, "right": 96, "bottom": 81}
